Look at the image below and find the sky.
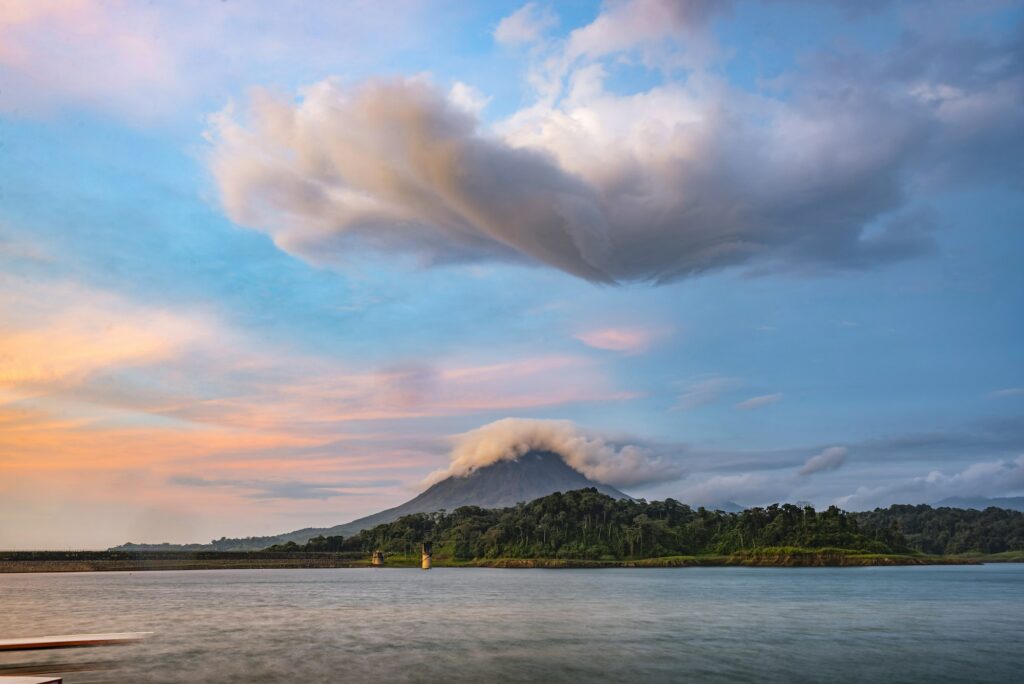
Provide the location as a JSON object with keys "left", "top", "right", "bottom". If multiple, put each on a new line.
{"left": 1, "top": 0, "right": 1022, "bottom": 549}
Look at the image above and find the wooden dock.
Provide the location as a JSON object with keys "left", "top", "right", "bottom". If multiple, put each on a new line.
{"left": 0, "top": 632, "right": 150, "bottom": 652}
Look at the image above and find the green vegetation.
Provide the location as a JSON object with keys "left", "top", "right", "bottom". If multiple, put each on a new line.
{"left": 266, "top": 489, "right": 1024, "bottom": 562}
{"left": 263, "top": 535, "right": 348, "bottom": 553}
{"left": 853, "top": 504, "right": 1024, "bottom": 554}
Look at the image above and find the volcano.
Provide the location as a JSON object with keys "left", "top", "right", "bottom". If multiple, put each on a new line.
{"left": 281, "top": 450, "right": 630, "bottom": 543}
{"left": 115, "top": 451, "right": 630, "bottom": 550}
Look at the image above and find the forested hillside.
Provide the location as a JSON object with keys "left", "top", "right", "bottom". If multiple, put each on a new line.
{"left": 266, "top": 489, "right": 999, "bottom": 557}
{"left": 854, "top": 504, "right": 1024, "bottom": 554}
{"left": 269, "top": 489, "right": 1024, "bottom": 560}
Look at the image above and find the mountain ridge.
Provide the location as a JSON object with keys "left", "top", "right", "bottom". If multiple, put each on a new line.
{"left": 933, "top": 496, "right": 1024, "bottom": 512}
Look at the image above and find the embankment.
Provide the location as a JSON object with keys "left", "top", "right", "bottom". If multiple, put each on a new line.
{"left": 0, "top": 548, "right": 992, "bottom": 573}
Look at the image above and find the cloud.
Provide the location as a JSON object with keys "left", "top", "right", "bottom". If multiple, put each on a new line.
{"left": 238, "top": 354, "right": 638, "bottom": 430}
{"left": 561, "top": 0, "right": 892, "bottom": 67}
{"left": 565, "top": 0, "right": 728, "bottom": 65}
{"left": 673, "top": 472, "right": 788, "bottom": 509}
{"left": 574, "top": 326, "right": 664, "bottom": 354}
{"left": 203, "top": 0, "right": 1024, "bottom": 285}
{"left": 798, "top": 446, "right": 848, "bottom": 476}
{"left": 836, "top": 455, "right": 1024, "bottom": 510}
{"left": 0, "top": 0, "right": 184, "bottom": 118}
{"left": 494, "top": 3, "right": 558, "bottom": 45}
{"left": 990, "top": 387, "right": 1024, "bottom": 398}
{"left": 0, "top": 0, "right": 435, "bottom": 119}
{"left": 735, "top": 393, "right": 783, "bottom": 410}
{"left": 667, "top": 444, "right": 847, "bottom": 506}
{"left": 671, "top": 377, "right": 739, "bottom": 411}
{"left": 849, "top": 418, "right": 1024, "bottom": 464}
{"left": 426, "top": 417, "right": 685, "bottom": 488}
{"left": 168, "top": 475, "right": 399, "bottom": 500}
{"left": 0, "top": 277, "right": 211, "bottom": 390}
{"left": 651, "top": 414, "right": 1024, "bottom": 480}
{"left": 2, "top": 269, "right": 635, "bottom": 433}
{"left": 449, "top": 81, "right": 492, "bottom": 116}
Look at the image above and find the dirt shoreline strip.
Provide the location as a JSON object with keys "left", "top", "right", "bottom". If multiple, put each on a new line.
{"left": 0, "top": 555, "right": 982, "bottom": 573}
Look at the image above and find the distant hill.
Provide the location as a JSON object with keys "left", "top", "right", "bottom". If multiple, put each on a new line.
{"left": 933, "top": 496, "right": 1024, "bottom": 512}
{"left": 114, "top": 451, "right": 630, "bottom": 551}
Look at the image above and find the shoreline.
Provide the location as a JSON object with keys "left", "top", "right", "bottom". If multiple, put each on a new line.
{"left": 2, "top": 550, "right": 1016, "bottom": 573}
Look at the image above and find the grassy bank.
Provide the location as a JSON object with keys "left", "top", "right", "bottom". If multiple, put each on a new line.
{"left": 0, "top": 547, "right": 995, "bottom": 572}
{"left": 459, "top": 547, "right": 978, "bottom": 568}
{"left": 947, "top": 550, "right": 1024, "bottom": 564}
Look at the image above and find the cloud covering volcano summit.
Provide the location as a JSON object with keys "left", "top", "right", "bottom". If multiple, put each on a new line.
{"left": 426, "top": 418, "right": 684, "bottom": 488}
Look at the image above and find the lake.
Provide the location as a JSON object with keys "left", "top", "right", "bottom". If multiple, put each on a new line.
{"left": 1, "top": 565, "right": 1022, "bottom": 683}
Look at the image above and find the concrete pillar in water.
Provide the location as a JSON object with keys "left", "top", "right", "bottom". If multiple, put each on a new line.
{"left": 421, "top": 542, "right": 432, "bottom": 570}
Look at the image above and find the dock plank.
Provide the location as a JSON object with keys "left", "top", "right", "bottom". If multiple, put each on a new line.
{"left": 0, "top": 633, "right": 149, "bottom": 651}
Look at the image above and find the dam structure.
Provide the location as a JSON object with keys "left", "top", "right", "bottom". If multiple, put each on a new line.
{"left": 421, "top": 542, "right": 432, "bottom": 570}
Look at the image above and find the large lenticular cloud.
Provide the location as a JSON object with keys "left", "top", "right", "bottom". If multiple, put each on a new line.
{"left": 425, "top": 417, "right": 684, "bottom": 488}
{"left": 204, "top": 0, "right": 1022, "bottom": 284}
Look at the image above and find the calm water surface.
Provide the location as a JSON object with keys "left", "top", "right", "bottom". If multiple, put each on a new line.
{"left": 1, "top": 565, "right": 1022, "bottom": 683}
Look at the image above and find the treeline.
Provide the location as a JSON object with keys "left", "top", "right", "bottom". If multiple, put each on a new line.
{"left": 267, "top": 489, "right": 1021, "bottom": 560}
{"left": 267, "top": 535, "right": 348, "bottom": 553}
{"left": 854, "top": 504, "right": 1024, "bottom": 554}
{"left": 116, "top": 536, "right": 290, "bottom": 552}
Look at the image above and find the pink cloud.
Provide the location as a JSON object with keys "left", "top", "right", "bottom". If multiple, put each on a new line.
{"left": 0, "top": 0, "right": 184, "bottom": 119}
{"left": 574, "top": 326, "right": 665, "bottom": 354}
{"left": 0, "top": 0, "right": 436, "bottom": 120}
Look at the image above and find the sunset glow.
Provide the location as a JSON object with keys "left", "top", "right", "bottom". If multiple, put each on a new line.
{"left": 1, "top": 0, "right": 1022, "bottom": 549}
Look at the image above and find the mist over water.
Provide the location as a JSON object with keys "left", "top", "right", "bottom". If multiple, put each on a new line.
{"left": 2, "top": 566, "right": 1022, "bottom": 683}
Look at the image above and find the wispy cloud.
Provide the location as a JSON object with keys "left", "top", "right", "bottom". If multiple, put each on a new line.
{"left": 494, "top": 2, "right": 558, "bottom": 46}
{"left": 671, "top": 377, "right": 739, "bottom": 411}
{"left": 0, "top": 279, "right": 210, "bottom": 390}
{"left": 735, "top": 393, "right": 783, "bottom": 410}
{"left": 990, "top": 387, "right": 1024, "bottom": 398}
{"left": 673, "top": 473, "right": 788, "bottom": 509}
{"left": 168, "top": 475, "right": 399, "bottom": 500}
{"left": 836, "top": 455, "right": 1024, "bottom": 511}
{"left": 1, "top": 272, "right": 635, "bottom": 432}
